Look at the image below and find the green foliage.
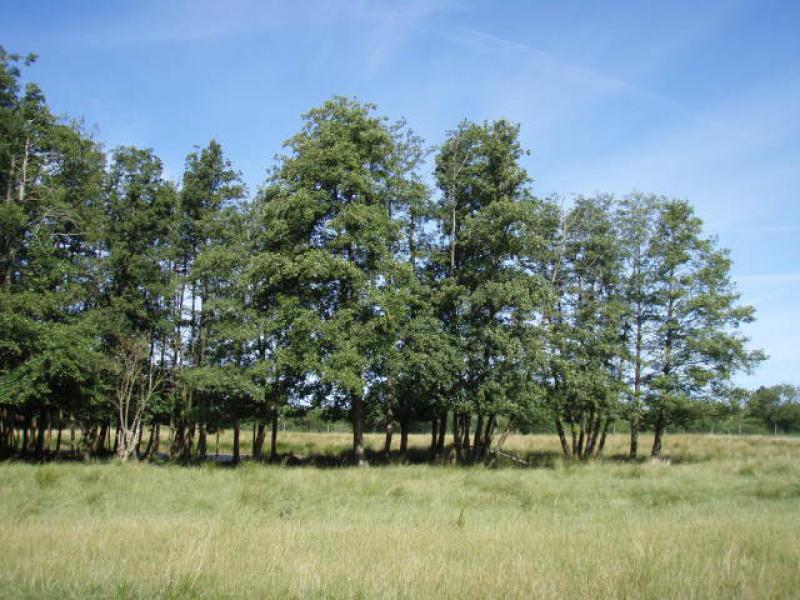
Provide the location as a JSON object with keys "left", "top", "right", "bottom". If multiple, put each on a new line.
{"left": 0, "top": 48, "right": 766, "bottom": 463}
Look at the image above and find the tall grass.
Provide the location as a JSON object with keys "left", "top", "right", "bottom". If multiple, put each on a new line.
{"left": 0, "top": 434, "right": 798, "bottom": 598}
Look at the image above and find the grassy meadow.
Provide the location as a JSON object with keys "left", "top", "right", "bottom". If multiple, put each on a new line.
{"left": 0, "top": 433, "right": 799, "bottom": 598}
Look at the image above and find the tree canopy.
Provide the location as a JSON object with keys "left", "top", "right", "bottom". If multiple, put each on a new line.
{"left": 0, "top": 48, "right": 764, "bottom": 463}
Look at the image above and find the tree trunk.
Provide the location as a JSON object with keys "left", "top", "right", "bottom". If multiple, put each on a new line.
{"left": 629, "top": 414, "right": 639, "bottom": 459}
{"left": 383, "top": 415, "right": 394, "bottom": 459}
{"left": 197, "top": 422, "right": 207, "bottom": 459}
{"left": 232, "top": 419, "right": 241, "bottom": 464}
{"left": 430, "top": 417, "right": 438, "bottom": 459}
{"left": 570, "top": 422, "right": 578, "bottom": 457}
{"left": 452, "top": 411, "right": 462, "bottom": 462}
{"left": 480, "top": 414, "right": 496, "bottom": 460}
{"left": 0, "top": 408, "right": 6, "bottom": 456}
{"left": 584, "top": 416, "right": 601, "bottom": 458}
{"left": 152, "top": 423, "right": 161, "bottom": 457}
{"left": 21, "top": 413, "right": 30, "bottom": 454}
{"left": 269, "top": 409, "right": 279, "bottom": 462}
{"left": 35, "top": 409, "right": 47, "bottom": 461}
{"left": 115, "top": 427, "right": 140, "bottom": 461}
{"left": 253, "top": 419, "right": 266, "bottom": 461}
{"left": 472, "top": 414, "right": 484, "bottom": 461}
{"left": 651, "top": 414, "right": 666, "bottom": 458}
{"left": 182, "top": 422, "right": 195, "bottom": 459}
{"left": 576, "top": 421, "right": 585, "bottom": 459}
{"left": 399, "top": 417, "right": 409, "bottom": 462}
{"left": 596, "top": 419, "right": 610, "bottom": 457}
{"left": 143, "top": 423, "right": 155, "bottom": 459}
{"left": 435, "top": 413, "right": 446, "bottom": 459}
{"left": 555, "top": 419, "right": 570, "bottom": 458}
{"left": 352, "top": 393, "right": 367, "bottom": 466}
{"left": 462, "top": 414, "right": 471, "bottom": 453}
{"left": 113, "top": 424, "right": 120, "bottom": 456}
{"left": 81, "top": 425, "right": 97, "bottom": 459}
{"left": 487, "top": 418, "right": 515, "bottom": 467}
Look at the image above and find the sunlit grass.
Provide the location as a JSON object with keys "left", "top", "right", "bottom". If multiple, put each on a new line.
{"left": 0, "top": 434, "right": 798, "bottom": 598}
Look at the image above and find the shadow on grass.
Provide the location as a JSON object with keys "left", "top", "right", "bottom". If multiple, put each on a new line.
{"left": 0, "top": 445, "right": 695, "bottom": 469}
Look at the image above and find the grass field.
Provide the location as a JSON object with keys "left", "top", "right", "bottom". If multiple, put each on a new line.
{"left": 1, "top": 433, "right": 799, "bottom": 598}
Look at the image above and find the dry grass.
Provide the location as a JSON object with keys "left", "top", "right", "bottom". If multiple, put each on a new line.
{"left": 0, "top": 434, "right": 798, "bottom": 598}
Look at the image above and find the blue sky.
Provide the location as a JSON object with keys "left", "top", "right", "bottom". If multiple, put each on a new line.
{"left": 2, "top": 0, "right": 798, "bottom": 387}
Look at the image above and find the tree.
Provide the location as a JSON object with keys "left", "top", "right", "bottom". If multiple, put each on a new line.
{"left": 645, "top": 200, "right": 763, "bottom": 456}
{"left": 434, "top": 120, "right": 552, "bottom": 461}
{"left": 615, "top": 192, "right": 661, "bottom": 458}
{"left": 172, "top": 140, "right": 246, "bottom": 458}
{"left": 748, "top": 384, "right": 800, "bottom": 434}
{"left": 109, "top": 335, "right": 162, "bottom": 460}
{"left": 100, "top": 146, "right": 177, "bottom": 456}
{"left": 253, "top": 97, "right": 411, "bottom": 465}
{"left": 542, "top": 196, "right": 625, "bottom": 459}
{"left": 0, "top": 48, "right": 107, "bottom": 459}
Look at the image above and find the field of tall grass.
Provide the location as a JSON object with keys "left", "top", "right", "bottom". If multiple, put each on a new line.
{"left": 1, "top": 433, "right": 798, "bottom": 598}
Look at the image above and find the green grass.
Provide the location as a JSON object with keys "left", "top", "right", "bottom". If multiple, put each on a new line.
{"left": 0, "top": 434, "right": 799, "bottom": 598}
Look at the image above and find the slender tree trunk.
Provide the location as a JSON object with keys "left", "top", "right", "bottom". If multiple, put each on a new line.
{"left": 651, "top": 411, "right": 666, "bottom": 458}
{"left": 452, "top": 411, "right": 462, "bottom": 462}
{"left": 435, "top": 413, "right": 446, "bottom": 459}
{"left": 487, "top": 418, "right": 514, "bottom": 467}
{"left": 29, "top": 415, "right": 37, "bottom": 453}
{"left": 472, "top": 414, "right": 484, "bottom": 461}
{"left": 21, "top": 413, "right": 30, "bottom": 454}
{"left": 430, "top": 417, "right": 438, "bottom": 459}
{"left": 352, "top": 393, "right": 367, "bottom": 466}
{"left": 253, "top": 419, "right": 266, "bottom": 461}
{"left": 152, "top": 423, "right": 161, "bottom": 457}
{"left": 596, "top": 419, "right": 610, "bottom": 456}
{"left": 5, "top": 154, "right": 15, "bottom": 206}
{"left": 113, "top": 422, "right": 120, "bottom": 456}
{"left": 170, "top": 421, "right": 183, "bottom": 458}
{"left": 399, "top": 417, "right": 409, "bottom": 462}
{"left": 652, "top": 273, "right": 675, "bottom": 459}
{"left": 143, "top": 423, "right": 155, "bottom": 459}
{"left": 585, "top": 416, "right": 601, "bottom": 458}
{"left": 480, "top": 415, "right": 495, "bottom": 459}
{"left": 197, "top": 422, "right": 207, "bottom": 459}
{"left": 35, "top": 409, "right": 47, "bottom": 461}
{"left": 383, "top": 413, "right": 394, "bottom": 459}
{"left": 17, "top": 138, "right": 29, "bottom": 205}
{"left": 232, "top": 419, "right": 240, "bottom": 465}
{"left": 182, "top": 422, "right": 195, "bottom": 459}
{"left": 555, "top": 419, "right": 570, "bottom": 458}
{"left": 629, "top": 415, "right": 639, "bottom": 459}
{"left": 0, "top": 408, "right": 6, "bottom": 456}
{"left": 269, "top": 409, "right": 279, "bottom": 462}
{"left": 81, "top": 425, "right": 96, "bottom": 459}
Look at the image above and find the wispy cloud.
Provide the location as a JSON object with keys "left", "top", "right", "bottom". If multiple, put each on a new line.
{"left": 443, "top": 27, "right": 686, "bottom": 112}
{"left": 70, "top": 0, "right": 453, "bottom": 50}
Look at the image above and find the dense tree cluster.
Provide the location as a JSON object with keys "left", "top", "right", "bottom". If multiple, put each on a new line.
{"left": 0, "top": 49, "right": 763, "bottom": 464}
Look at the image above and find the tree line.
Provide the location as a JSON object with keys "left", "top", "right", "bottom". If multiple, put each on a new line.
{"left": 0, "top": 48, "right": 764, "bottom": 465}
